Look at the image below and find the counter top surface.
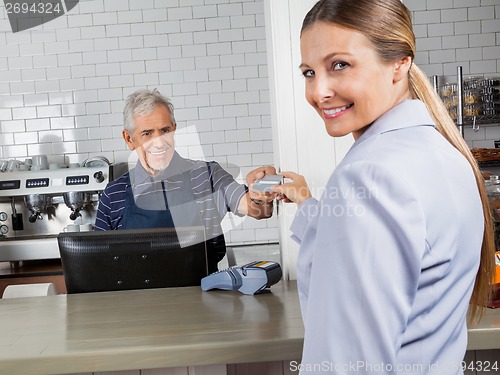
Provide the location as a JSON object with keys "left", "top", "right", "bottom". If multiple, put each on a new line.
{"left": 0, "top": 281, "right": 498, "bottom": 375}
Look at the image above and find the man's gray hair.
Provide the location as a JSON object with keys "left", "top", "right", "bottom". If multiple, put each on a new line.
{"left": 123, "top": 89, "right": 176, "bottom": 133}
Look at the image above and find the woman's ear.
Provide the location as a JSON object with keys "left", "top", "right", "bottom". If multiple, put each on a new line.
{"left": 122, "top": 130, "right": 135, "bottom": 151}
{"left": 393, "top": 56, "right": 412, "bottom": 83}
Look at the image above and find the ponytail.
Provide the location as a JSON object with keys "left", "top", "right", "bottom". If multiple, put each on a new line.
{"left": 409, "top": 63, "right": 495, "bottom": 324}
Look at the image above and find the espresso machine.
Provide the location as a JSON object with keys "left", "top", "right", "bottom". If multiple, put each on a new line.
{"left": 0, "top": 163, "right": 112, "bottom": 262}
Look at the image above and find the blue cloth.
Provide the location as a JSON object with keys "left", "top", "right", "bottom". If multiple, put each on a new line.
{"left": 291, "top": 100, "right": 484, "bottom": 374}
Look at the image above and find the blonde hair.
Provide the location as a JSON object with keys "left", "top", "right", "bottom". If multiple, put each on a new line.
{"left": 302, "top": 0, "right": 495, "bottom": 324}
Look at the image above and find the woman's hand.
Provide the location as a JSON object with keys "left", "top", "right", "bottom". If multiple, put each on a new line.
{"left": 272, "top": 171, "right": 312, "bottom": 206}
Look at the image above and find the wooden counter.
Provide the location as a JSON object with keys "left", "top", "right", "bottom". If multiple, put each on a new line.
{"left": 0, "top": 281, "right": 498, "bottom": 375}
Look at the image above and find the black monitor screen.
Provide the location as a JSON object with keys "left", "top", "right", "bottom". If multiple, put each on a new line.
{"left": 57, "top": 227, "right": 208, "bottom": 294}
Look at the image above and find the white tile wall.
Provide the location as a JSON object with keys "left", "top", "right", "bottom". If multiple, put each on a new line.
{"left": 0, "top": 0, "right": 276, "bottom": 245}
{"left": 405, "top": 0, "right": 500, "bottom": 148}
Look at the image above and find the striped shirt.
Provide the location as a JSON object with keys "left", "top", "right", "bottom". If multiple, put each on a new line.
{"left": 95, "top": 152, "right": 247, "bottom": 240}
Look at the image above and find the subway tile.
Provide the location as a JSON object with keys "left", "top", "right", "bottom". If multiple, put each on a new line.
{"left": 88, "top": 126, "right": 112, "bottom": 140}
{"left": 117, "top": 10, "right": 144, "bottom": 24}
{"left": 469, "top": 33, "right": 495, "bottom": 47}
{"left": 84, "top": 76, "right": 110, "bottom": 90}
{"left": 428, "top": 22, "right": 454, "bottom": 37}
{"left": 180, "top": 19, "right": 206, "bottom": 33}
{"left": 209, "top": 67, "right": 233, "bottom": 81}
{"left": 155, "top": 20, "right": 181, "bottom": 34}
{"left": 207, "top": 42, "right": 232, "bottom": 55}
{"left": 196, "top": 56, "right": 220, "bottom": 69}
{"left": 37, "top": 105, "right": 62, "bottom": 118}
{"left": 213, "top": 142, "right": 238, "bottom": 156}
{"left": 223, "top": 79, "right": 247, "bottom": 92}
{"left": 159, "top": 72, "right": 185, "bottom": 85}
{"left": 470, "top": 60, "right": 497, "bottom": 74}
{"left": 86, "top": 101, "right": 111, "bottom": 115}
{"left": 242, "top": 1, "right": 264, "bottom": 15}
{"left": 0, "top": 70, "right": 21, "bottom": 83}
{"left": 96, "top": 63, "right": 121, "bottom": 76}
{"left": 97, "top": 88, "right": 123, "bottom": 101}
{"left": 243, "top": 26, "right": 266, "bottom": 40}
{"left": 430, "top": 49, "right": 457, "bottom": 64}
{"left": 456, "top": 47, "right": 483, "bottom": 62}
{"left": 144, "top": 35, "right": 170, "bottom": 48}
{"left": 0, "top": 94, "right": 24, "bottom": 108}
{"left": 180, "top": 0, "right": 204, "bottom": 6}
{"left": 235, "top": 90, "right": 259, "bottom": 104}
{"left": 483, "top": 46, "right": 500, "bottom": 60}
{"left": 51, "top": 116, "right": 75, "bottom": 129}
{"left": 237, "top": 116, "right": 262, "bottom": 129}
{"left": 206, "top": 17, "right": 230, "bottom": 31}
{"left": 21, "top": 69, "right": 47, "bottom": 81}
{"left": 19, "top": 44, "right": 44, "bottom": 56}
{"left": 167, "top": 7, "right": 193, "bottom": 20}
{"left": 482, "top": 19, "right": 500, "bottom": 33}
{"left": 212, "top": 117, "right": 236, "bottom": 131}
{"left": 81, "top": 26, "right": 106, "bottom": 39}
{"left": 10, "top": 81, "right": 35, "bottom": 95}
{"left": 74, "top": 114, "right": 99, "bottom": 128}
{"left": 219, "top": 28, "right": 243, "bottom": 42}
{"left": 198, "top": 81, "right": 223, "bottom": 94}
{"left": 132, "top": 48, "right": 157, "bottom": 61}
{"left": 104, "top": 0, "right": 129, "bottom": 12}
{"left": 62, "top": 103, "right": 86, "bottom": 116}
{"left": 143, "top": 8, "right": 168, "bottom": 22}
{"left": 175, "top": 107, "right": 199, "bottom": 121}
{"left": 249, "top": 102, "right": 270, "bottom": 116}
{"left": 234, "top": 66, "right": 259, "bottom": 79}
{"left": 413, "top": 10, "right": 441, "bottom": 25}
{"left": 454, "top": 21, "right": 481, "bottom": 35}
{"left": 225, "top": 129, "right": 250, "bottom": 143}
{"left": 120, "top": 61, "right": 145, "bottom": 74}
{"left": 82, "top": 51, "right": 107, "bottom": 64}
{"left": 169, "top": 32, "right": 194, "bottom": 46}
{"left": 3, "top": 145, "right": 28, "bottom": 158}
{"left": 71, "top": 65, "right": 96, "bottom": 78}
{"left": 106, "top": 24, "right": 131, "bottom": 37}
{"left": 146, "top": 59, "right": 171, "bottom": 73}
{"left": 8, "top": 56, "right": 33, "bottom": 70}
{"left": 93, "top": 12, "right": 118, "bottom": 26}
{"left": 193, "top": 5, "right": 218, "bottom": 19}
{"left": 230, "top": 15, "right": 255, "bottom": 29}
{"left": 183, "top": 69, "right": 209, "bottom": 82}
{"left": 232, "top": 40, "right": 257, "bottom": 54}
{"left": 131, "top": 23, "right": 155, "bottom": 36}
{"left": 49, "top": 92, "right": 73, "bottom": 105}
{"left": 55, "top": 27, "right": 81, "bottom": 41}
{"left": 134, "top": 73, "right": 160, "bottom": 86}
{"left": 210, "top": 92, "right": 235, "bottom": 106}
{"left": 77, "top": 139, "right": 102, "bottom": 153}
{"left": 1, "top": 120, "right": 25, "bottom": 133}
{"left": 68, "top": 14, "right": 93, "bottom": 28}
{"left": 218, "top": 3, "right": 243, "bottom": 16}
{"left": 171, "top": 57, "right": 195, "bottom": 71}
{"left": 0, "top": 108, "right": 12, "bottom": 121}
{"left": 107, "top": 50, "right": 132, "bottom": 63}
{"left": 12, "top": 106, "right": 37, "bottom": 120}
{"left": 130, "top": 0, "right": 155, "bottom": 10}
{"left": 468, "top": 6, "right": 495, "bottom": 20}
{"left": 52, "top": 141, "right": 77, "bottom": 154}
{"left": 172, "top": 82, "right": 197, "bottom": 95}
{"left": 24, "top": 94, "right": 48, "bottom": 107}
{"left": 25, "top": 118, "right": 50, "bottom": 131}
{"left": 182, "top": 44, "right": 208, "bottom": 57}
{"left": 99, "top": 113, "right": 122, "bottom": 126}
{"left": 46, "top": 67, "right": 71, "bottom": 80}
{"left": 443, "top": 35, "right": 469, "bottom": 49}
{"left": 199, "top": 106, "right": 224, "bottom": 119}
{"left": 0, "top": 44, "right": 20, "bottom": 58}
{"left": 247, "top": 77, "right": 268, "bottom": 91}
{"left": 117, "top": 36, "right": 143, "bottom": 49}
{"left": 37, "top": 130, "right": 63, "bottom": 143}
{"left": 57, "top": 53, "right": 83, "bottom": 66}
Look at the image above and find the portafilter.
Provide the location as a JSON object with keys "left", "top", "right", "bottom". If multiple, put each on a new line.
{"left": 24, "top": 194, "right": 51, "bottom": 223}
{"left": 63, "top": 191, "right": 92, "bottom": 220}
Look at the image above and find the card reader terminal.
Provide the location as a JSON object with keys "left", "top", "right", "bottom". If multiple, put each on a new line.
{"left": 201, "top": 261, "right": 282, "bottom": 295}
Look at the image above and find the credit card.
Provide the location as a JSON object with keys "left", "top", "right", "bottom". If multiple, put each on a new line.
{"left": 252, "top": 175, "right": 282, "bottom": 192}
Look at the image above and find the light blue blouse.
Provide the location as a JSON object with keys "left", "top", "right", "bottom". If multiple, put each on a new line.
{"left": 291, "top": 100, "right": 484, "bottom": 374}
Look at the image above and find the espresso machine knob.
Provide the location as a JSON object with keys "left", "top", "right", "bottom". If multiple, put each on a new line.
{"left": 93, "top": 171, "right": 105, "bottom": 183}
{"left": 0, "top": 224, "right": 8, "bottom": 235}
{"left": 0, "top": 212, "right": 7, "bottom": 221}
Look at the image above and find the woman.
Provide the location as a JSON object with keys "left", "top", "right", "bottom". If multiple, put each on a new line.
{"left": 273, "top": 0, "right": 495, "bottom": 373}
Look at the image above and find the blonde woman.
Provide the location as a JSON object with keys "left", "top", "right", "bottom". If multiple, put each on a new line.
{"left": 274, "top": 0, "right": 495, "bottom": 373}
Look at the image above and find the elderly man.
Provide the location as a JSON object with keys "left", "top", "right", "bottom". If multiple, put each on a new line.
{"left": 95, "top": 89, "right": 276, "bottom": 272}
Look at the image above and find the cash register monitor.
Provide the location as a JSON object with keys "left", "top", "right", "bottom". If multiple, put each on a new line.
{"left": 58, "top": 227, "right": 208, "bottom": 294}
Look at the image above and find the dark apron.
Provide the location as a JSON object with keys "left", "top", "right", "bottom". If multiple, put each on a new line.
{"left": 122, "top": 167, "right": 226, "bottom": 273}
